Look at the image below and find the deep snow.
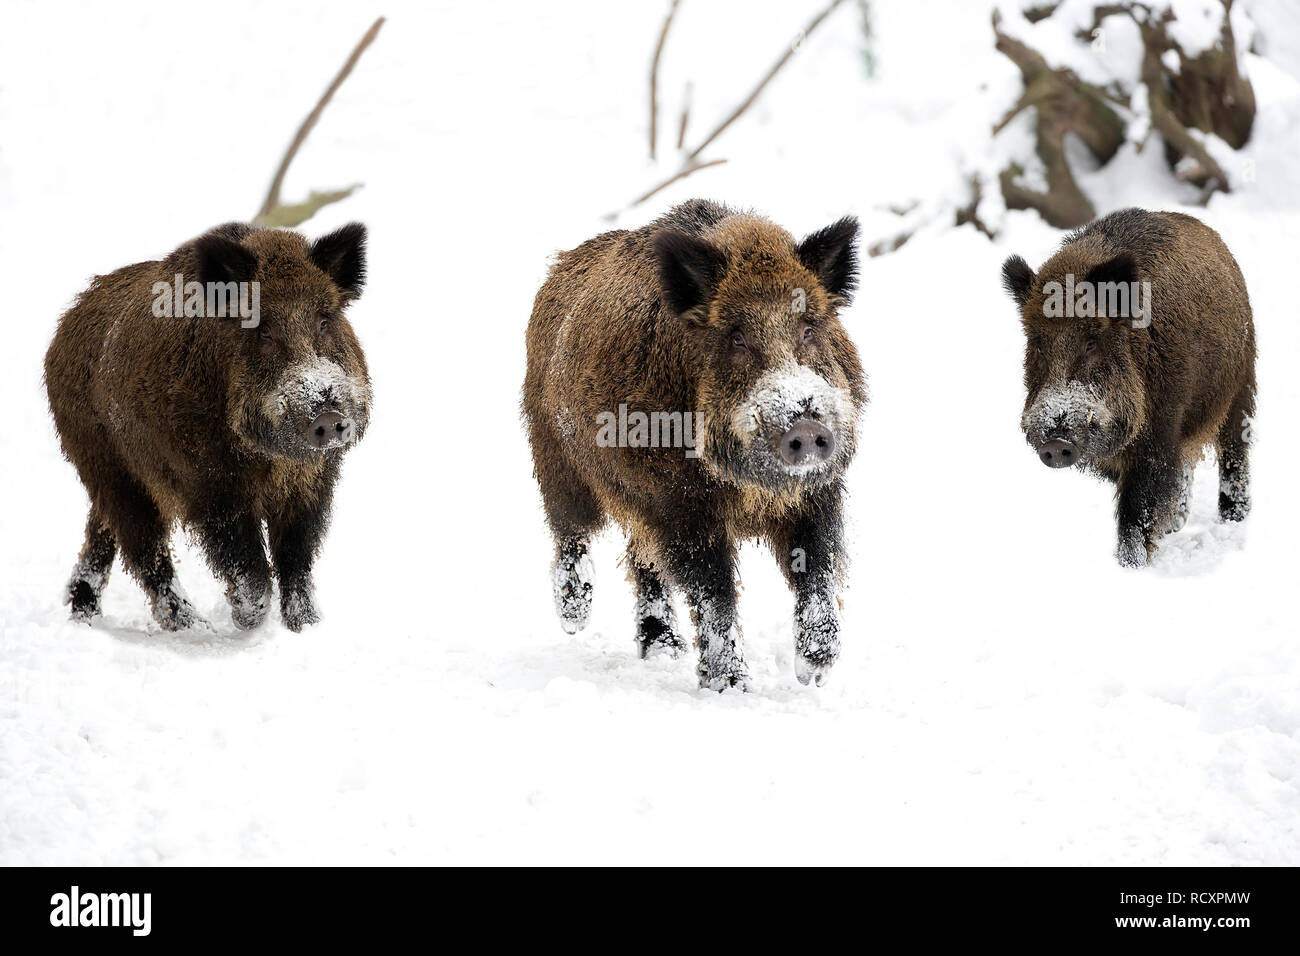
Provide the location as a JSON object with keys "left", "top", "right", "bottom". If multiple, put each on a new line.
{"left": 1, "top": 0, "right": 1298, "bottom": 864}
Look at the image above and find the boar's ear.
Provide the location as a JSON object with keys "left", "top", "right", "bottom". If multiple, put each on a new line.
{"left": 1001, "top": 255, "right": 1035, "bottom": 307}
{"left": 1084, "top": 252, "right": 1137, "bottom": 289}
{"left": 653, "top": 228, "right": 727, "bottom": 322}
{"left": 310, "top": 222, "right": 367, "bottom": 298}
{"left": 194, "top": 233, "right": 257, "bottom": 287}
{"left": 796, "top": 216, "right": 859, "bottom": 304}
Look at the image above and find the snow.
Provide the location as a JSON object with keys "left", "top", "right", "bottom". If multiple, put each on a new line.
{"left": 730, "top": 361, "right": 855, "bottom": 445}
{"left": 1, "top": 0, "right": 1299, "bottom": 864}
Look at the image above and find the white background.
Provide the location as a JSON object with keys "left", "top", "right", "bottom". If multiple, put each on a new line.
{"left": 1, "top": 0, "right": 1298, "bottom": 863}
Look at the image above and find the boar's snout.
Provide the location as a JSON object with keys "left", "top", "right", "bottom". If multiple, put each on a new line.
{"left": 778, "top": 419, "right": 834, "bottom": 466}
{"left": 306, "top": 411, "right": 355, "bottom": 449}
{"left": 1037, "top": 438, "right": 1080, "bottom": 469}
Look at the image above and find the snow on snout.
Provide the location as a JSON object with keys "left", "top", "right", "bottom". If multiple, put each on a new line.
{"left": 262, "top": 356, "right": 371, "bottom": 425}
{"left": 1021, "top": 380, "right": 1110, "bottom": 442}
{"left": 731, "top": 361, "right": 851, "bottom": 440}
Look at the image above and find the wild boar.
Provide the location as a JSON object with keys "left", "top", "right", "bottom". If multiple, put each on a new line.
{"left": 1001, "top": 208, "right": 1255, "bottom": 567}
{"left": 44, "top": 221, "right": 372, "bottom": 631}
{"left": 523, "top": 199, "right": 866, "bottom": 690}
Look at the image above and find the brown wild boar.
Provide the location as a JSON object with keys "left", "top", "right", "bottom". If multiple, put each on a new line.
{"left": 523, "top": 199, "right": 866, "bottom": 690}
{"left": 1001, "top": 208, "right": 1255, "bottom": 567}
{"left": 45, "top": 222, "right": 372, "bottom": 631}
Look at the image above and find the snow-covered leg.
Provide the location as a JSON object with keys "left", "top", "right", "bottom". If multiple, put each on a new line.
{"left": 195, "top": 507, "right": 271, "bottom": 630}
{"left": 148, "top": 577, "right": 201, "bottom": 631}
{"left": 773, "top": 491, "right": 845, "bottom": 686}
{"left": 269, "top": 479, "right": 335, "bottom": 632}
{"left": 689, "top": 597, "right": 748, "bottom": 692}
{"left": 1115, "top": 436, "right": 1181, "bottom": 568}
{"left": 66, "top": 510, "right": 116, "bottom": 623}
{"left": 1217, "top": 386, "right": 1253, "bottom": 523}
{"left": 628, "top": 549, "right": 685, "bottom": 659}
{"left": 530, "top": 430, "right": 605, "bottom": 636}
{"left": 794, "top": 590, "right": 840, "bottom": 688}
{"left": 104, "top": 472, "right": 203, "bottom": 631}
{"left": 1170, "top": 463, "right": 1193, "bottom": 534}
{"left": 552, "top": 536, "right": 594, "bottom": 634}
{"left": 1219, "top": 456, "right": 1251, "bottom": 523}
{"left": 662, "top": 533, "right": 747, "bottom": 692}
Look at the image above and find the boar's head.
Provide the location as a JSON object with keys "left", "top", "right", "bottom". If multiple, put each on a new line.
{"left": 192, "top": 222, "right": 373, "bottom": 462}
{"left": 1002, "top": 247, "right": 1148, "bottom": 471}
{"left": 653, "top": 215, "right": 866, "bottom": 495}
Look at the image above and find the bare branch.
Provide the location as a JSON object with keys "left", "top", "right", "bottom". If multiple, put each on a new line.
{"left": 615, "top": 0, "right": 847, "bottom": 217}
{"left": 685, "top": 0, "right": 848, "bottom": 163}
{"left": 628, "top": 158, "right": 729, "bottom": 210}
{"left": 649, "top": 0, "right": 681, "bottom": 161}
{"left": 254, "top": 17, "right": 385, "bottom": 224}
{"left": 676, "top": 81, "right": 693, "bottom": 151}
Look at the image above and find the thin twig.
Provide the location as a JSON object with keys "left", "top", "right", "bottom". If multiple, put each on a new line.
{"left": 615, "top": 0, "right": 847, "bottom": 216}
{"left": 685, "top": 0, "right": 847, "bottom": 162}
{"left": 649, "top": 0, "right": 681, "bottom": 161}
{"left": 628, "top": 158, "right": 728, "bottom": 209}
{"left": 676, "top": 81, "right": 693, "bottom": 150}
{"left": 255, "top": 17, "right": 385, "bottom": 223}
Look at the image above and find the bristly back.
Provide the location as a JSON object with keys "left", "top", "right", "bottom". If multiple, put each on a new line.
{"left": 654, "top": 199, "right": 739, "bottom": 237}
{"left": 1063, "top": 208, "right": 1178, "bottom": 255}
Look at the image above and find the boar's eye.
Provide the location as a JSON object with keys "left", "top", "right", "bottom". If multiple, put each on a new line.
{"left": 801, "top": 324, "right": 814, "bottom": 343}
{"left": 258, "top": 326, "right": 273, "bottom": 341}
{"left": 1082, "top": 336, "right": 1099, "bottom": 357}
{"left": 318, "top": 316, "right": 329, "bottom": 334}
{"left": 731, "top": 331, "right": 748, "bottom": 351}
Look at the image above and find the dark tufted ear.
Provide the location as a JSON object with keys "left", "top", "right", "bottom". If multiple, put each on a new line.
{"left": 796, "top": 216, "right": 859, "bottom": 304}
{"left": 310, "top": 222, "right": 367, "bottom": 298}
{"left": 652, "top": 228, "right": 728, "bottom": 322}
{"left": 1084, "top": 252, "right": 1137, "bottom": 290}
{"left": 194, "top": 231, "right": 258, "bottom": 287}
{"left": 1001, "top": 254, "right": 1035, "bottom": 307}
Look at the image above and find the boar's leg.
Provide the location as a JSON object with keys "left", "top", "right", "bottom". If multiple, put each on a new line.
{"left": 1115, "top": 437, "right": 1183, "bottom": 568}
{"left": 552, "top": 536, "right": 595, "bottom": 635}
{"left": 65, "top": 507, "right": 117, "bottom": 623}
{"left": 771, "top": 494, "right": 844, "bottom": 687}
{"left": 627, "top": 547, "right": 686, "bottom": 660}
{"left": 1217, "top": 386, "right": 1254, "bottom": 523}
{"left": 193, "top": 506, "right": 272, "bottom": 630}
{"left": 98, "top": 469, "right": 201, "bottom": 630}
{"left": 661, "top": 530, "right": 749, "bottom": 692}
{"left": 268, "top": 484, "right": 335, "bottom": 632}
{"left": 1171, "top": 463, "right": 1194, "bottom": 534}
{"left": 532, "top": 440, "right": 604, "bottom": 634}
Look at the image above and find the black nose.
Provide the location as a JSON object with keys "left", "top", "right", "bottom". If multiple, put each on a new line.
{"left": 779, "top": 419, "right": 834, "bottom": 466}
{"left": 306, "top": 412, "right": 354, "bottom": 448}
{"left": 1038, "top": 438, "right": 1079, "bottom": 468}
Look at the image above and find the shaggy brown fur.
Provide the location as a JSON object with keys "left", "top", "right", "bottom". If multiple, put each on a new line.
{"left": 45, "top": 222, "right": 372, "bottom": 631}
{"left": 1002, "top": 208, "right": 1255, "bottom": 567}
{"left": 523, "top": 199, "right": 866, "bottom": 690}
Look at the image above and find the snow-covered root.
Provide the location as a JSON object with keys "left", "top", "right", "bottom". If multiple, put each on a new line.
{"left": 552, "top": 539, "right": 594, "bottom": 635}
{"left": 794, "top": 591, "right": 840, "bottom": 687}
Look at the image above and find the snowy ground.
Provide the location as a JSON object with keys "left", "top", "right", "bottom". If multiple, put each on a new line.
{"left": 1, "top": 0, "right": 1298, "bottom": 864}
